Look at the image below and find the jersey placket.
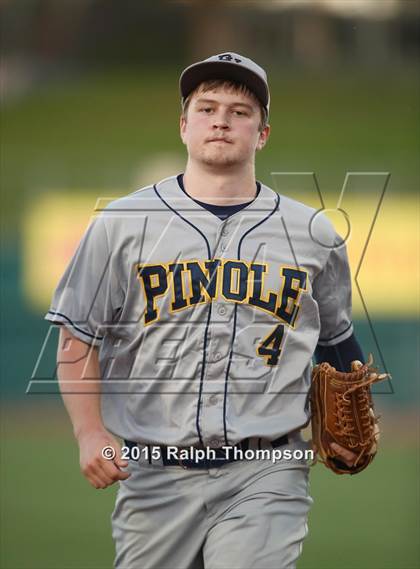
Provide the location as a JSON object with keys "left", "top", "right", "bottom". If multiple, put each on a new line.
{"left": 198, "top": 217, "right": 238, "bottom": 448}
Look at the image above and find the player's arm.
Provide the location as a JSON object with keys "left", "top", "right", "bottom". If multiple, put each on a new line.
{"left": 312, "top": 235, "right": 365, "bottom": 468}
{"left": 57, "top": 326, "right": 130, "bottom": 489}
{"left": 315, "top": 333, "right": 364, "bottom": 372}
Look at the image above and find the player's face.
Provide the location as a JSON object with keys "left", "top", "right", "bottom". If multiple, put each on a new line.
{"left": 180, "top": 87, "right": 270, "bottom": 169}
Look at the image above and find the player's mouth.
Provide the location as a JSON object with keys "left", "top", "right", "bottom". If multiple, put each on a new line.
{"left": 206, "top": 137, "right": 233, "bottom": 144}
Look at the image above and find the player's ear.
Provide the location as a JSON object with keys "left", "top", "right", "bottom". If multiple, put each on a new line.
{"left": 180, "top": 114, "right": 187, "bottom": 144}
{"left": 256, "top": 124, "right": 270, "bottom": 151}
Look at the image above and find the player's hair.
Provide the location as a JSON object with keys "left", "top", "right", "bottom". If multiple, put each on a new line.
{"left": 181, "top": 79, "right": 268, "bottom": 132}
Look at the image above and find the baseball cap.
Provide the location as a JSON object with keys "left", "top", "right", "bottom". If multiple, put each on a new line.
{"left": 179, "top": 52, "right": 270, "bottom": 114}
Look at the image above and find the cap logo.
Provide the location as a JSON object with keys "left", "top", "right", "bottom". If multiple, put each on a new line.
{"left": 218, "top": 53, "right": 242, "bottom": 63}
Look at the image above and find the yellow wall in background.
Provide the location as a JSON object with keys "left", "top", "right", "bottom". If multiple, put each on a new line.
{"left": 23, "top": 193, "right": 112, "bottom": 313}
{"left": 23, "top": 191, "right": 418, "bottom": 317}
{"left": 343, "top": 194, "right": 419, "bottom": 317}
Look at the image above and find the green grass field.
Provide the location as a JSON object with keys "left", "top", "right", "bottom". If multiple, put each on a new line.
{"left": 1, "top": 405, "right": 418, "bottom": 569}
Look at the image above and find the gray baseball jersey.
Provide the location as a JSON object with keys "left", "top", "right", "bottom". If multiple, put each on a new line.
{"left": 46, "top": 175, "right": 353, "bottom": 448}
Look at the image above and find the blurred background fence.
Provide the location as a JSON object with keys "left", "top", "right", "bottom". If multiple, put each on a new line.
{"left": 1, "top": 1, "right": 419, "bottom": 568}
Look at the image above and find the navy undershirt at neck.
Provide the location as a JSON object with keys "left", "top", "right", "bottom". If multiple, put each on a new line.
{"left": 177, "top": 174, "right": 261, "bottom": 220}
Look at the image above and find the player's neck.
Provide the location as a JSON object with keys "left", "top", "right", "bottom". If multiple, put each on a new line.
{"left": 183, "top": 162, "right": 257, "bottom": 205}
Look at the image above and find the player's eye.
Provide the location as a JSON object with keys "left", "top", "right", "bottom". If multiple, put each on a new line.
{"left": 232, "top": 109, "right": 249, "bottom": 117}
{"left": 199, "top": 107, "right": 213, "bottom": 114}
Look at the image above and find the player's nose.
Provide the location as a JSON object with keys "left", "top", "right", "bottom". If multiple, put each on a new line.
{"left": 212, "top": 121, "right": 230, "bottom": 131}
{"left": 212, "top": 109, "right": 230, "bottom": 129}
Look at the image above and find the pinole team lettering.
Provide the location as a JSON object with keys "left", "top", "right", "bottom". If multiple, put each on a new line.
{"left": 136, "top": 259, "right": 307, "bottom": 328}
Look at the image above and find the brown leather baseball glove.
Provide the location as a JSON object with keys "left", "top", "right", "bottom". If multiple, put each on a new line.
{"left": 310, "top": 355, "right": 389, "bottom": 475}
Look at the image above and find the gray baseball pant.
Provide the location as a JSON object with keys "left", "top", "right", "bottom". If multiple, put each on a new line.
{"left": 111, "top": 443, "right": 313, "bottom": 569}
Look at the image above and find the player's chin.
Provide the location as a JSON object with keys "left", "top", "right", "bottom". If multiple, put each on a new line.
{"left": 200, "top": 149, "right": 244, "bottom": 167}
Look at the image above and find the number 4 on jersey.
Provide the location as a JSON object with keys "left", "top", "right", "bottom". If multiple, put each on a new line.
{"left": 257, "top": 324, "right": 285, "bottom": 366}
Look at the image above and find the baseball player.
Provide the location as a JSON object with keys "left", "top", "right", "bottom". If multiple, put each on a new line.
{"left": 46, "top": 53, "right": 364, "bottom": 569}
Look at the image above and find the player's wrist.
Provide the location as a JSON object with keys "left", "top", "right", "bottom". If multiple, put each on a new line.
{"left": 74, "top": 421, "right": 107, "bottom": 443}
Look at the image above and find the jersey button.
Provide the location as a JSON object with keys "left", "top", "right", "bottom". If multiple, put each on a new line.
{"left": 220, "top": 241, "right": 228, "bottom": 251}
{"left": 218, "top": 305, "right": 226, "bottom": 316}
{"left": 208, "top": 394, "right": 219, "bottom": 406}
{"left": 221, "top": 225, "right": 230, "bottom": 236}
{"left": 209, "top": 438, "right": 222, "bottom": 448}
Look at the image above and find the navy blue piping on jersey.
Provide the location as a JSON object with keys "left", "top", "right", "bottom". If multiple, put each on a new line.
{"left": 153, "top": 183, "right": 212, "bottom": 447}
{"left": 318, "top": 321, "right": 353, "bottom": 344}
{"left": 46, "top": 310, "right": 103, "bottom": 341}
{"left": 222, "top": 192, "right": 281, "bottom": 446}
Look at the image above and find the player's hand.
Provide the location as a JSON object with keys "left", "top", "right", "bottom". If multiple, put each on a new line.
{"left": 330, "top": 443, "right": 358, "bottom": 468}
{"left": 77, "top": 429, "right": 131, "bottom": 489}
